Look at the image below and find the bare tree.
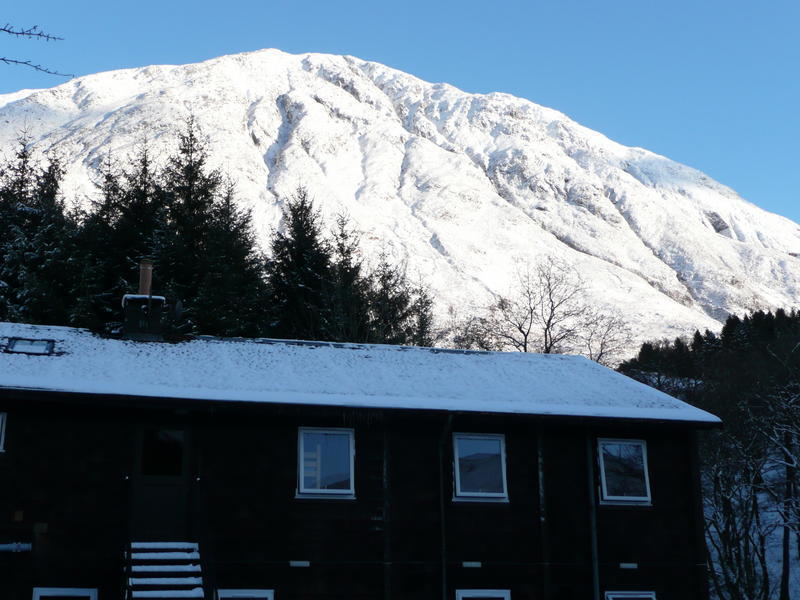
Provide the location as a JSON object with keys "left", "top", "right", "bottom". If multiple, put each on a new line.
{"left": 1, "top": 23, "right": 72, "bottom": 76}
{"left": 703, "top": 430, "right": 773, "bottom": 600}
{"left": 450, "top": 257, "right": 631, "bottom": 365}
{"left": 579, "top": 308, "right": 633, "bottom": 366}
{"left": 443, "top": 309, "right": 500, "bottom": 352}
{"left": 749, "top": 382, "right": 800, "bottom": 600}
{"left": 487, "top": 259, "right": 587, "bottom": 353}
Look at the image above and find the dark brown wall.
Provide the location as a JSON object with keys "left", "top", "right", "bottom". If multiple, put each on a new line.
{"left": 0, "top": 403, "right": 131, "bottom": 599}
{"left": 0, "top": 393, "right": 709, "bottom": 600}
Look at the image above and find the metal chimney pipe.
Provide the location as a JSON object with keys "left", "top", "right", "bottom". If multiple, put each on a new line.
{"left": 138, "top": 259, "right": 153, "bottom": 296}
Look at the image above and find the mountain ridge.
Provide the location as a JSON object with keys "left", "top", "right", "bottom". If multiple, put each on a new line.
{"left": 2, "top": 48, "right": 798, "bottom": 344}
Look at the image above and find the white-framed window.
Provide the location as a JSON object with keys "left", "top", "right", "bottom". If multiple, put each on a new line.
{"left": 453, "top": 433, "right": 508, "bottom": 500}
{"left": 456, "top": 590, "right": 511, "bottom": 600}
{"left": 298, "top": 427, "right": 355, "bottom": 497}
{"left": 604, "top": 592, "right": 656, "bottom": 600}
{"left": 0, "top": 412, "right": 6, "bottom": 452}
{"left": 32, "top": 589, "right": 98, "bottom": 600}
{"left": 598, "top": 438, "right": 652, "bottom": 504}
{"left": 217, "top": 590, "right": 274, "bottom": 600}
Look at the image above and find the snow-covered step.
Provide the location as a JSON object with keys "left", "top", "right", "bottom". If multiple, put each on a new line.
{"left": 125, "top": 540, "right": 205, "bottom": 600}
{"left": 131, "top": 589, "right": 204, "bottom": 599}
{"left": 131, "top": 551, "right": 200, "bottom": 560}
{"left": 129, "top": 577, "right": 203, "bottom": 586}
{"left": 132, "top": 542, "right": 199, "bottom": 551}
{"left": 131, "top": 564, "right": 202, "bottom": 573}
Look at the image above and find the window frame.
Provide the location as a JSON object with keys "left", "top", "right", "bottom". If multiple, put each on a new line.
{"left": 597, "top": 438, "right": 652, "bottom": 504}
{"left": 455, "top": 590, "right": 511, "bottom": 600}
{"left": 0, "top": 412, "right": 6, "bottom": 452}
{"left": 297, "top": 427, "right": 355, "bottom": 498}
{"left": 217, "top": 590, "right": 274, "bottom": 600}
{"left": 604, "top": 592, "right": 657, "bottom": 600}
{"left": 32, "top": 588, "right": 98, "bottom": 600}
{"left": 452, "top": 432, "right": 509, "bottom": 501}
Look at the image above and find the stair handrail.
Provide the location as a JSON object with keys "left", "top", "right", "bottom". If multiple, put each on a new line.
{"left": 122, "top": 472, "right": 133, "bottom": 600}
{"left": 193, "top": 471, "right": 217, "bottom": 600}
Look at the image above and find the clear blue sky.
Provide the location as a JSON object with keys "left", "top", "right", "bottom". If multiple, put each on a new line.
{"left": 3, "top": 0, "right": 799, "bottom": 222}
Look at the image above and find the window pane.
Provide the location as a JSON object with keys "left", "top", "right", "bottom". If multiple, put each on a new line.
{"left": 303, "top": 431, "right": 351, "bottom": 491}
{"left": 457, "top": 437, "right": 503, "bottom": 494}
{"left": 141, "top": 430, "right": 185, "bottom": 477}
{"left": 602, "top": 442, "right": 647, "bottom": 497}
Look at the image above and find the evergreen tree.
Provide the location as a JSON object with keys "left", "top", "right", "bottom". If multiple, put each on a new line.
{"left": 367, "top": 253, "right": 414, "bottom": 344}
{"left": 408, "top": 282, "right": 435, "bottom": 347}
{"left": 0, "top": 141, "right": 78, "bottom": 324}
{"left": 327, "top": 215, "right": 371, "bottom": 343}
{"left": 156, "top": 116, "right": 222, "bottom": 328}
{"left": 192, "top": 181, "right": 267, "bottom": 337}
{"left": 72, "top": 121, "right": 268, "bottom": 337}
{"left": 365, "top": 254, "right": 435, "bottom": 346}
{"left": 0, "top": 127, "right": 437, "bottom": 344}
{"left": 265, "top": 188, "right": 333, "bottom": 340}
{"left": 71, "top": 148, "right": 164, "bottom": 329}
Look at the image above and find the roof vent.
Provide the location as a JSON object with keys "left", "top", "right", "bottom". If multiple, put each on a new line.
{"left": 5, "top": 338, "right": 55, "bottom": 356}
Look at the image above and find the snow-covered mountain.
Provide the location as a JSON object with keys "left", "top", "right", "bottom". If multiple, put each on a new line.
{"left": 1, "top": 49, "right": 799, "bottom": 343}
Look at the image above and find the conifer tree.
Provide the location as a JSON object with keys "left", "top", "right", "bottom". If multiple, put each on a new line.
{"left": 0, "top": 141, "right": 78, "bottom": 324}
{"left": 408, "top": 283, "right": 435, "bottom": 347}
{"left": 156, "top": 116, "right": 222, "bottom": 326}
{"left": 327, "top": 215, "right": 371, "bottom": 343}
{"left": 71, "top": 121, "right": 267, "bottom": 337}
{"left": 72, "top": 148, "right": 164, "bottom": 329}
{"left": 192, "top": 181, "right": 267, "bottom": 337}
{"left": 266, "top": 188, "right": 333, "bottom": 340}
{"left": 366, "top": 254, "right": 434, "bottom": 346}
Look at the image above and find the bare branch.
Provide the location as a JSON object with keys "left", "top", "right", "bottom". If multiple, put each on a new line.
{"left": 1, "top": 23, "right": 73, "bottom": 77}
{"left": 0, "top": 56, "right": 73, "bottom": 77}
{"left": 1, "top": 24, "right": 62, "bottom": 41}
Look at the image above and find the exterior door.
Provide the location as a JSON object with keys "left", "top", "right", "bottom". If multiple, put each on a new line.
{"left": 131, "top": 428, "right": 191, "bottom": 540}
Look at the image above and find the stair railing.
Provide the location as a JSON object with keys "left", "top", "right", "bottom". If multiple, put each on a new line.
{"left": 122, "top": 472, "right": 133, "bottom": 600}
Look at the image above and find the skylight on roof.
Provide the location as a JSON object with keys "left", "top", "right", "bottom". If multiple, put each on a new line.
{"left": 5, "top": 338, "right": 55, "bottom": 356}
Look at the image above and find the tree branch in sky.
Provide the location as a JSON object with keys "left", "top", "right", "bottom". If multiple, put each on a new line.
{"left": 1, "top": 23, "right": 73, "bottom": 77}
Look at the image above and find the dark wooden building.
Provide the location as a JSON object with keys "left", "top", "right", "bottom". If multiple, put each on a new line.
{"left": 0, "top": 320, "right": 719, "bottom": 600}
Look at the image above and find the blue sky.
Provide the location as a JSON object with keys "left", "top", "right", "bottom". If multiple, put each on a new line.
{"left": 2, "top": 0, "right": 799, "bottom": 222}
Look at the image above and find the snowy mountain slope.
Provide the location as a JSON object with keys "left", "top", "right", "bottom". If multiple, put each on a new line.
{"left": 1, "top": 49, "right": 799, "bottom": 343}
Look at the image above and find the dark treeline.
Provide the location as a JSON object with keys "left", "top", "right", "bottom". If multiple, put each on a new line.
{"left": 0, "top": 121, "right": 434, "bottom": 346}
{"left": 620, "top": 310, "right": 800, "bottom": 600}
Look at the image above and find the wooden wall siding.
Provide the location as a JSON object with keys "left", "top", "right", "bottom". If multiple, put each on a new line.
{"left": 0, "top": 395, "right": 710, "bottom": 600}
{"left": 540, "top": 428, "right": 594, "bottom": 600}
{"left": 594, "top": 431, "right": 699, "bottom": 599}
{"left": 0, "top": 405, "right": 130, "bottom": 599}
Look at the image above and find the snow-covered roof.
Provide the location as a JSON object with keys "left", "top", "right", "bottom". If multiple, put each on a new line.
{"left": 0, "top": 322, "right": 719, "bottom": 424}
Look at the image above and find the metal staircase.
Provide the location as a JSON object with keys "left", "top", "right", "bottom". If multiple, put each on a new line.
{"left": 124, "top": 542, "right": 205, "bottom": 599}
